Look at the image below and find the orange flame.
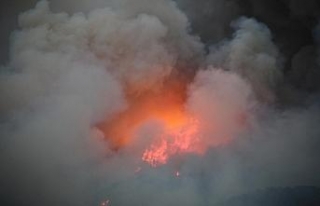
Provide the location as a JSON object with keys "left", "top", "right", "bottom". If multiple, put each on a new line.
{"left": 96, "top": 79, "right": 190, "bottom": 150}
{"left": 142, "top": 116, "right": 203, "bottom": 167}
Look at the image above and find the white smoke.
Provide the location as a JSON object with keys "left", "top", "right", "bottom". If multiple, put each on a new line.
{"left": 1, "top": 1, "right": 320, "bottom": 206}
{"left": 206, "top": 17, "right": 282, "bottom": 102}
{"left": 186, "top": 67, "right": 255, "bottom": 146}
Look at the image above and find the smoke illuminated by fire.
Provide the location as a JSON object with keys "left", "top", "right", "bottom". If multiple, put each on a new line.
{"left": 2, "top": 1, "right": 320, "bottom": 205}
{"left": 94, "top": 69, "right": 250, "bottom": 167}
{"left": 95, "top": 77, "right": 212, "bottom": 166}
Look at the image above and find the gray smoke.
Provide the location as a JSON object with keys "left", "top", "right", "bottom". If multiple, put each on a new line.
{"left": 0, "top": 0, "right": 320, "bottom": 206}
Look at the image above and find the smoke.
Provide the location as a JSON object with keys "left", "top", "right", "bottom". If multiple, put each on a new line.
{"left": 0, "top": 0, "right": 320, "bottom": 206}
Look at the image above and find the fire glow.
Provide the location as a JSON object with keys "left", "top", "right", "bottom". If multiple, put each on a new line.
{"left": 142, "top": 116, "right": 203, "bottom": 167}
{"left": 95, "top": 78, "right": 209, "bottom": 166}
{"left": 95, "top": 76, "right": 241, "bottom": 167}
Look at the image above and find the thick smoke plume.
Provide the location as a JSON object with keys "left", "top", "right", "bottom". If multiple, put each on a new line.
{"left": 0, "top": 0, "right": 320, "bottom": 205}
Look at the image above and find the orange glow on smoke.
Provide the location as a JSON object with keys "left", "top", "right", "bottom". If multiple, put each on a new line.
{"left": 96, "top": 79, "right": 191, "bottom": 148}
{"left": 96, "top": 77, "right": 208, "bottom": 166}
{"left": 96, "top": 76, "right": 244, "bottom": 167}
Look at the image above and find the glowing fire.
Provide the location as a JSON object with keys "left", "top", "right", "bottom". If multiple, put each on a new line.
{"left": 142, "top": 116, "right": 203, "bottom": 167}
{"left": 96, "top": 76, "right": 241, "bottom": 167}
{"left": 95, "top": 77, "right": 208, "bottom": 166}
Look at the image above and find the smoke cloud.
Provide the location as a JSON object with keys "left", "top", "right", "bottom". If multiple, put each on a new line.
{"left": 0, "top": 0, "right": 320, "bottom": 206}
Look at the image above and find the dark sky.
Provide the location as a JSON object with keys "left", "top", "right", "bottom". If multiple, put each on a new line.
{"left": 0, "top": 0, "right": 38, "bottom": 63}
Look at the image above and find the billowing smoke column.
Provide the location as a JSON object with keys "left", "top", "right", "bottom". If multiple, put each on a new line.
{"left": 0, "top": 0, "right": 320, "bottom": 206}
